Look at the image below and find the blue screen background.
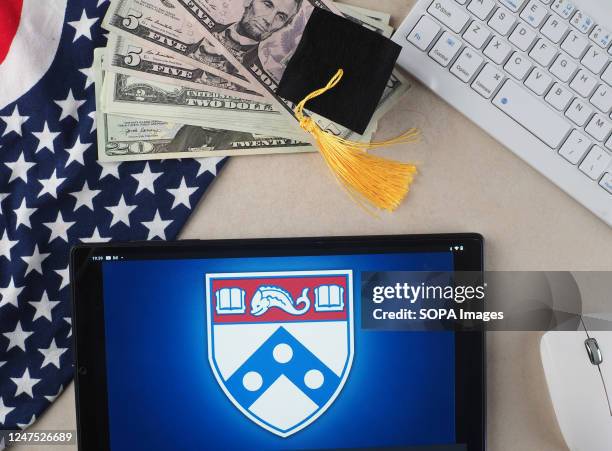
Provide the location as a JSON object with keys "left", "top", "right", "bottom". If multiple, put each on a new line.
{"left": 102, "top": 252, "right": 456, "bottom": 450}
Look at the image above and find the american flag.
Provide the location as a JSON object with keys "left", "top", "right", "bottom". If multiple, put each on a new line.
{"left": 0, "top": 0, "right": 225, "bottom": 431}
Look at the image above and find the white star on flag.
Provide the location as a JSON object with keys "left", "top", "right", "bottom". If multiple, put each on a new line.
{"left": 98, "top": 161, "right": 121, "bottom": 179}
{"left": 11, "top": 369, "right": 41, "bottom": 398}
{"left": 0, "top": 230, "right": 18, "bottom": 260}
{"left": 197, "top": 157, "right": 223, "bottom": 177}
{"left": 3, "top": 322, "right": 33, "bottom": 352}
{"left": 21, "top": 245, "right": 51, "bottom": 277}
{"left": 88, "top": 110, "right": 97, "bottom": 133}
{"left": 79, "top": 66, "right": 94, "bottom": 89}
{"left": 42, "top": 212, "right": 76, "bottom": 243}
{"left": 0, "top": 106, "right": 29, "bottom": 137}
{"left": 168, "top": 177, "right": 198, "bottom": 209}
{"left": 142, "top": 210, "right": 173, "bottom": 240}
{"left": 81, "top": 226, "right": 111, "bottom": 243}
{"left": 37, "top": 169, "right": 67, "bottom": 199}
{"left": 29, "top": 292, "right": 60, "bottom": 322}
{"left": 69, "top": 180, "right": 101, "bottom": 211}
{"left": 13, "top": 199, "right": 36, "bottom": 229}
{"left": 65, "top": 137, "right": 91, "bottom": 167}
{"left": 54, "top": 267, "right": 70, "bottom": 291}
{"left": 54, "top": 89, "right": 86, "bottom": 121}
{"left": 106, "top": 195, "right": 137, "bottom": 227}
{"left": 39, "top": 339, "right": 68, "bottom": 369}
{"left": 132, "top": 163, "right": 162, "bottom": 195}
{"left": 4, "top": 153, "right": 35, "bottom": 184}
{"left": 0, "top": 397, "right": 15, "bottom": 423}
{"left": 67, "top": 10, "right": 98, "bottom": 42}
{"left": 0, "top": 278, "right": 24, "bottom": 309}
{"left": 32, "top": 122, "right": 60, "bottom": 153}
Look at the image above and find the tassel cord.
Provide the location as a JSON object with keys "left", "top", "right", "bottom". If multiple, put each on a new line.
{"left": 294, "top": 68, "right": 420, "bottom": 212}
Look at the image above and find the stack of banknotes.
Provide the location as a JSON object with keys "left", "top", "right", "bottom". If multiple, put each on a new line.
{"left": 96, "top": 0, "right": 410, "bottom": 162}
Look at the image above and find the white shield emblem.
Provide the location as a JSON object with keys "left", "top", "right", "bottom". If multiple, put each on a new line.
{"left": 205, "top": 270, "right": 354, "bottom": 437}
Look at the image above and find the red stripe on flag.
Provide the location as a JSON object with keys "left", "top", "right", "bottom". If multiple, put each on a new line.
{"left": 0, "top": 0, "right": 24, "bottom": 65}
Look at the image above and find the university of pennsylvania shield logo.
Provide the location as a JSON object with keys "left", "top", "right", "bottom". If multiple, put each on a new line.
{"left": 205, "top": 270, "right": 354, "bottom": 437}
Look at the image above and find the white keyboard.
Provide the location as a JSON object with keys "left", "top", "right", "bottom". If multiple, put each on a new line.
{"left": 393, "top": 0, "right": 612, "bottom": 226}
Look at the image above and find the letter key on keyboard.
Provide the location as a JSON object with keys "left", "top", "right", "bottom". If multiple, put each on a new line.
{"left": 427, "top": 0, "right": 470, "bottom": 33}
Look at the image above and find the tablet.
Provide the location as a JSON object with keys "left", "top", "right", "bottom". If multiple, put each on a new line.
{"left": 71, "top": 234, "right": 485, "bottom": 451}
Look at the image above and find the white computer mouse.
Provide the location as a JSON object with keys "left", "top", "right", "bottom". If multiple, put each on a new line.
{"left": 541, "top": 325, "right": 612, "bottom": 451}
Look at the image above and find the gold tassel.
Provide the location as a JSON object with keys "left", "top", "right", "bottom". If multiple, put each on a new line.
{"left": 294, "top": 69, "right": 420, "bottom": 212}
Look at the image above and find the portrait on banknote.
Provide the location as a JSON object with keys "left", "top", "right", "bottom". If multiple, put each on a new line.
{"left": 104, "top": 0, "right": 250, "bottom": 86}
{"left": 181, "top": 0, "right": 317, "bottom": 83}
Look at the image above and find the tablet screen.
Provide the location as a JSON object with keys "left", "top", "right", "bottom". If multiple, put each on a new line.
{"left": 98, "top": 250, "right": 465, "bottom": 450}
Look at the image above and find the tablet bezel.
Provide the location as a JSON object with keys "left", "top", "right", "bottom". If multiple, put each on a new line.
{"left": 71, "top": 233, "right": 485, "bottom": 451}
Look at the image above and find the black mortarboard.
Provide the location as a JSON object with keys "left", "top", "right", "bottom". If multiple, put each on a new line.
{"left": 277, "top": 7, "right": 401, "bottom": 134}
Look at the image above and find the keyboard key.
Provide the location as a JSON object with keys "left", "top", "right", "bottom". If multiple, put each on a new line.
{"left": 471, "top": 63, "right": 505, "bottom": 97}
{"left": 529, "top": 39, "right": 558, "bottom": 66}
{"left": 451, "top": 47, "right": 484, "bottom": 81}
{"left": 428, "top": 0, "right": 470, "bottom": 33}
{"left": 581, "top": 47, "right": 608, "bottom": 74}
{"left": 467, "top": 0, "right": 496, "bottom": 20}
{"left": 407, "top": 16, "right": 441, "bottom": 51}
{"left": 569, "top": 69, "right": 598, "bottom": 97}
{"left": 589, "top": 26, "right": 612, "bottom": 49}
{"left": 520, "top": 0, "right": 548, "bottom": 28}
{"left": 545, "top": 82, "right": 574, "bottom": 110}
{"left": 561, "top": 31, "right": 589, "bottom": 58}
{"left": 550, "top": 53, "right": 577, "bottom": 82}
{"left": 488, "top": 7, "right": 515, "bottom": 35}
{"left": 602, "top": 63, "right": 612, "bottom": 86}
{"left": 498, "top": 0, "right": 527, "bottom": 12}
{"left": 463, "top": 20, "right": 491, "bottom": 49}
{"left": 505, "top": 52, "right": 532, "bottom": 80}
{"left": 541, "top": 15, "right": 569, "bottom": 43}
{"left": 565, "top": 98, "right": 593, "bottom": 126}
{"left": 585, "top": 113, "right": 612, "bottom": 141}
{"left": 509, "top": 23, "right": 537, "bottom": 51}
{"left": 579, "top": 146, "right": 611, "bottom": 179}
{"left": 606, "top": 134, "right": 612, "bottom": 151}
{"left": 569, "top": 10, "right": 594, "bottom": 34}
{"left": 484, "top": 36, "right": 512, "bottom": 63}
{"left": 590, "top": 84, "right": 612, "bottom": 113}
{"left": 551, "top": 0, "right": 575, "bottom": 19}
{"left": 600, "top": 172, "right": 612, "bottom": 193}
{"left": 429, "top": 32, "right": 462, "bottom": 66}
{"left": 559, "top": 130, "right": 591, "bottom": 163}
{"left": 525, "top": 67, "right": 553, "bottom": 95}
{"left": 493, "top": 80, "right": 572, "bottom": 147}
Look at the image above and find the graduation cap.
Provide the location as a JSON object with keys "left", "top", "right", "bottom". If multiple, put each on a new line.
{"left": 274, "top": 8, "right": 420, "bottom": 212}
{"left": 278, "top": 7, "right": 401, "bottom": 135}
